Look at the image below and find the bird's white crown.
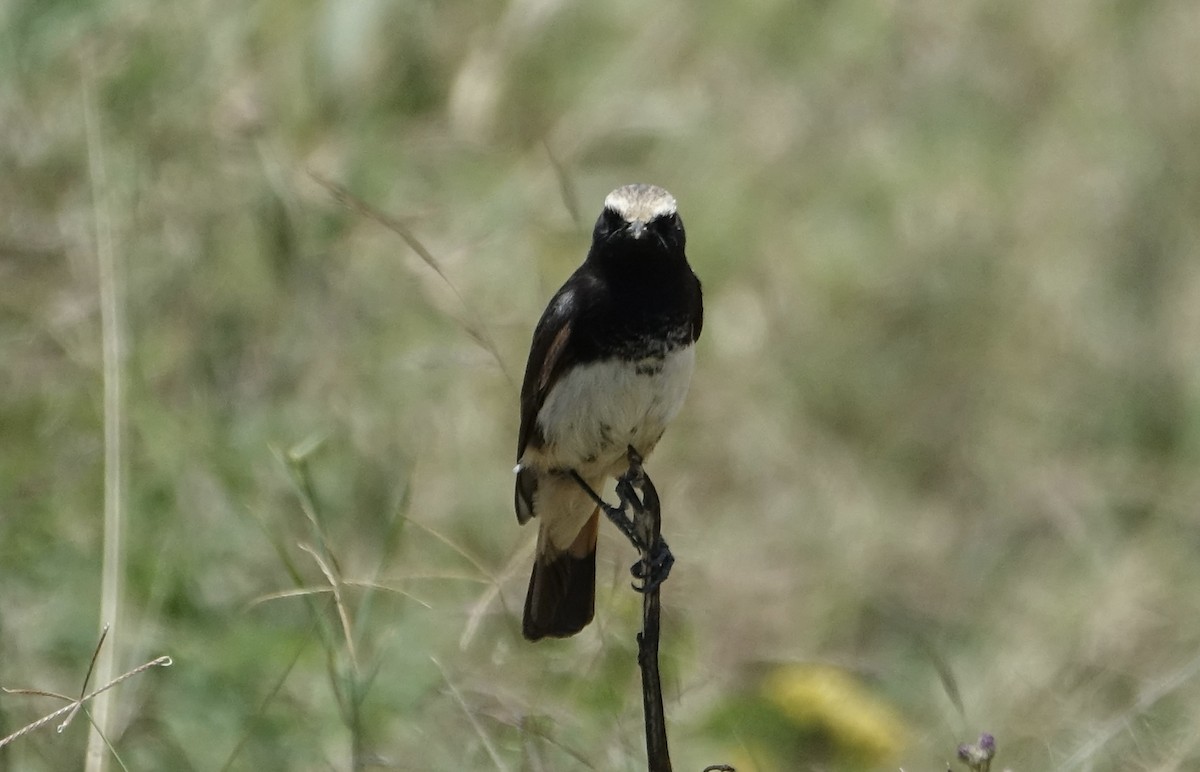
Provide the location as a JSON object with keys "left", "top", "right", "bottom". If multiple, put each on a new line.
{"left": 603, "top": 184, "right": 677, "bottom": 224}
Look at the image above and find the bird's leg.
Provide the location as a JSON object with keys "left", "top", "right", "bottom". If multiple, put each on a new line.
{"left": 569, "top": 470, "right": 645, "bottom": 551}
{"left": 613, "top": 445, "right": 650, "bottom": 518}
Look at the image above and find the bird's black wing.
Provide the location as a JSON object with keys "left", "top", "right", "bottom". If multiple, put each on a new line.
{"left": 516, "top": 274, "right": 593, "bottom": 461}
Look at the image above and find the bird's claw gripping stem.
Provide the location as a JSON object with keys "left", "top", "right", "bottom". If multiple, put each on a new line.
{"left": 631, "top": 539, "right": 673, "bottom": 593}
{"left": 569, "top": 446, "right": 669, "bottom": 593}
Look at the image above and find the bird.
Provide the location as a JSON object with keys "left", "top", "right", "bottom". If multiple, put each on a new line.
{"left": 514, "top": 183, "right": 703, "bottom": 641}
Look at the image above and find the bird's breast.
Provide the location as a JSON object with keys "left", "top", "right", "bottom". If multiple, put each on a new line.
{"left": 533, "top": 344, "right": 695, "bottom": 470}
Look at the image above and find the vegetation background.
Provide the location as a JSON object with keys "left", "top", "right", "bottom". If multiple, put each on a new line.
{"left": 3, "top": 0, "right": 1200, "bottom": 769}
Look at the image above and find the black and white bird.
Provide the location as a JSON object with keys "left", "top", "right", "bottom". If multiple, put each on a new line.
{"left": 514, "top": 183, "right": 703, "bottom": 641}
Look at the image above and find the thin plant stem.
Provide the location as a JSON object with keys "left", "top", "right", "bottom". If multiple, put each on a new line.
{"left": 82, "top": 55, "right": 124, "bottom": 772}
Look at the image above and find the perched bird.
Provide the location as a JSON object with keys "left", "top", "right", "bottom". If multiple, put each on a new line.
{"left": 514, "top": 184, "right": 703, "bottom": 641}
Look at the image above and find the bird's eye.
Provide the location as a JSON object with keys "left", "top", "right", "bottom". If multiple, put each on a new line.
{"left": 661, "top": 212, "right": 685, "bottom": 248}
{"left": 595, "top": 208, "right": 624, "bottom": 237}
{"left": 651, "top": 212, "right": 682, "bottom": 237}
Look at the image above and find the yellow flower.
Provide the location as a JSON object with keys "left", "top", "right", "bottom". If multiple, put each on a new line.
{"left": 760, "top": 664, "right": 907, "bottom": 765}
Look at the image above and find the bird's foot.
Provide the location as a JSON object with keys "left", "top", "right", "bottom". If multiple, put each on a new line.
{"left": 631, "top": 539, "right": 673, "bottom": 593}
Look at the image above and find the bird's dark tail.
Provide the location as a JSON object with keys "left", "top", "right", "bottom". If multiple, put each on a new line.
{"left": 523, "top": 510, "right": 598, "bottom": 641}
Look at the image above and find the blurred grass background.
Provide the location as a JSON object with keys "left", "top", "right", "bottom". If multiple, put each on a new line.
{"left": 3, "top": 0, "right": 1200, "bottom": 769}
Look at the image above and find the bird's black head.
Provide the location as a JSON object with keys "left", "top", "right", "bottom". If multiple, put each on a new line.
{"left": 590, "top": 184, "right": 686, "bottom": 260}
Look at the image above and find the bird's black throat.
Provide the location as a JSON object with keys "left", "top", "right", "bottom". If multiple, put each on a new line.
{"left": 563, "top": 252, "right": 700, "bottom": 366}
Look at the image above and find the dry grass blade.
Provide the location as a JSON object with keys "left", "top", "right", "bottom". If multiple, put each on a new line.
{"left": 1057, "top": 652, "right": 1200, "bottom": 771}
{"left": 60, "top": 624, "right": 112, "bottom": 734}
{"left": 432, "top": 657, "right": 509, "bottom": 772}
{"left": 82, "top": 624, "right": 110, "bottom": 697}
{"left": 1, "top": 688, "right": 74, "bottom": 700}
{"left": 0, "top": 656, "right": 172, "bottom": 750}
{"left": 299, "top": 543, "right": 359, "bottom": 672}
{"left": 513, "top": 715, "right": 600, "bottom": 771}
{"left": 277, "top": 442, "right": 339, "bottom": 572}
{"left": 543, "top": 140, "right": 582, "bottom": 230}
{"left": 245, "top": 582, "right": 433, "bottom": 610}
{"left": 460, "top": 538, "right": 532, "bottom": 649}
{"left": 341, "top": 580, "right": 432, "bottom": 607}
{"left": 308, "top": 171, "right": 514, "bottom": 385}
{"left": 401, "top": 515, "right": 497, "bottom": 584}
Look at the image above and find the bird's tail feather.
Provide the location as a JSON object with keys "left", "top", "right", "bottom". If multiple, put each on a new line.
{"left": 523, "top": 510, "right": 598, "bottom": 640}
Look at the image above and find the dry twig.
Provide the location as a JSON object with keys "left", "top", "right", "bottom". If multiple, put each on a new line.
{"left": 0, "top": 628, "right": 171, "bottom": 751}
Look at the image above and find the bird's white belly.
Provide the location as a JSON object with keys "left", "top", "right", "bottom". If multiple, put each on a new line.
{"left": 534, "top": 345, "right": 695, "bottom": 471}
